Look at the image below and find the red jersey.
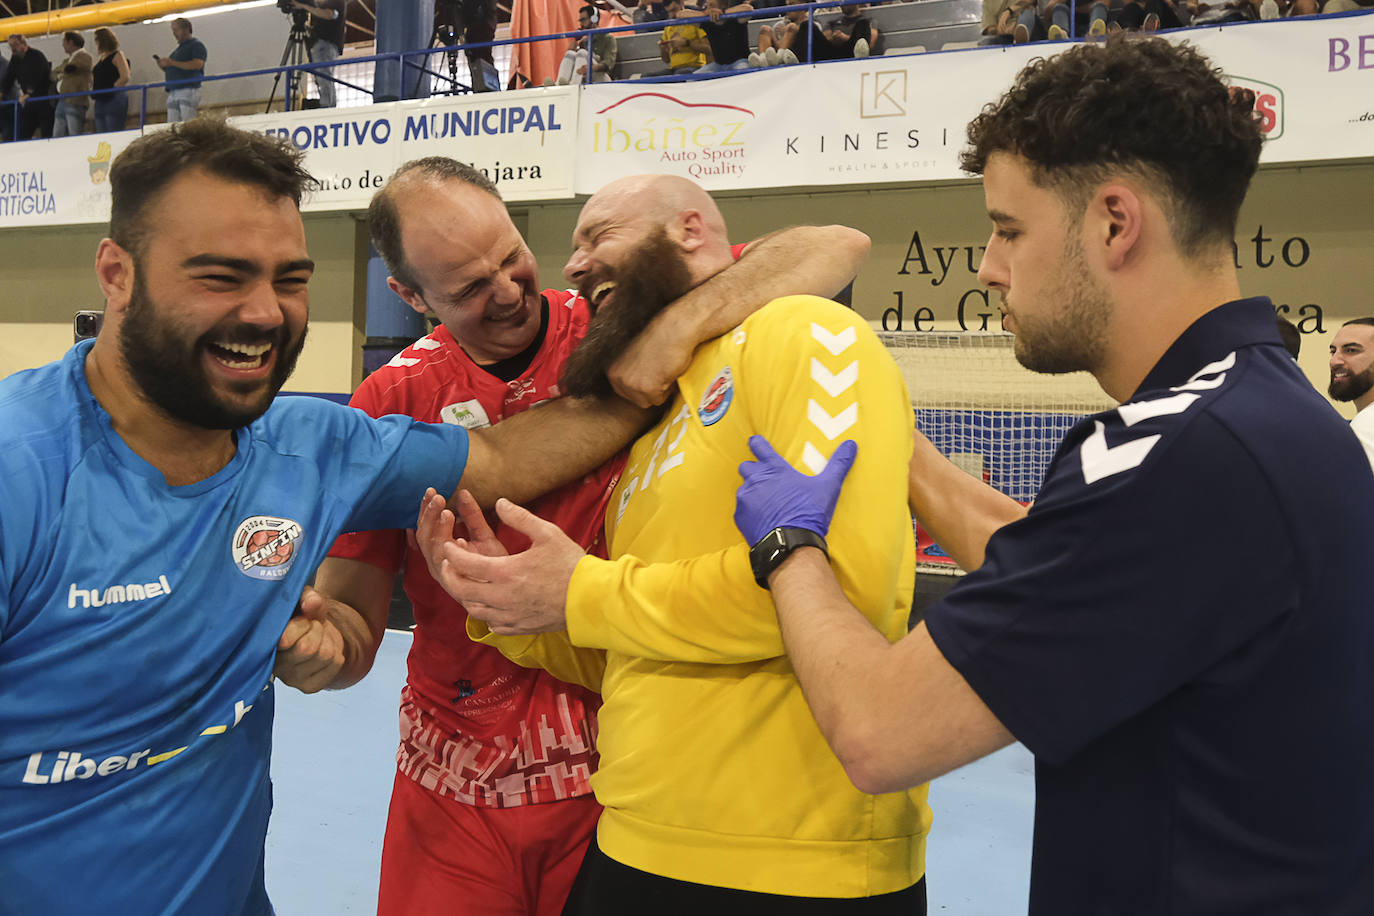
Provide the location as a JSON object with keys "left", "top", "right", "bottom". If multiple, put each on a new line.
{"left": 330, "top": 289, "right": 623, "bottom": 808}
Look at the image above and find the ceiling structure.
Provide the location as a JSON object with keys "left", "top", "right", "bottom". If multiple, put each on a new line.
{"left": 0, "top": 1, "right": 516, "bottom": 42}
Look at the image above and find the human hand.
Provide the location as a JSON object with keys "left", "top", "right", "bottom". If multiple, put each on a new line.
{"left": 448, "top": 488, "right": 509, "bottom": 558}
{"left": 605, "top": 311, "right": 695, "bottom": 408}
{"left": 274, "top": 585, "right": 346, "bottom": 693}
{"left": 734, "top": 435, "right": 857, "bottom": 546}
{"left": 709, "top": 6, "right": 724, "bottom": 20}
{"left": 414, "top": 492, "right": 583, "bottom": 635}
{"left": 576, "top": 64, "right": 588, "bottom": 76}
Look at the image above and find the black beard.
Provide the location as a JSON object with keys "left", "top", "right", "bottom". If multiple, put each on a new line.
{"left": 119, "top": 269, "right": 306, "bottom": 429}
{"left": 1330, "top": 372, "right": 1374, "bottom": 403}
{"left": 561, "top": 228, "right": 694, "bottom": 400}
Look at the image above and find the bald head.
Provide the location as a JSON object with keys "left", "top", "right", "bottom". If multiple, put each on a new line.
{"left": 567, "top": 174, "right": 733, "bottom": 291}
{"left": 559, "top": 175, "right": 730, "bottom": 398}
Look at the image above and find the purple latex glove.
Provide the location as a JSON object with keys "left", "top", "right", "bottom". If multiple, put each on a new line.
{"left": 734, "top": 435, "right": 859, "bottom": 546}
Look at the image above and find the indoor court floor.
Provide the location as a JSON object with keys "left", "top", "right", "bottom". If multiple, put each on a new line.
{"left": 265, "top": 631, "right": 1035, "bottom": 914}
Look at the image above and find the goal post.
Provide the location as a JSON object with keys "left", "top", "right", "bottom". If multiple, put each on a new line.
{"left": 879, "top": 330, "right": 1115, "bottom": 574}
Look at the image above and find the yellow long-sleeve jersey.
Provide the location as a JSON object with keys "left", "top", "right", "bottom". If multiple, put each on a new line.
{"left": 476, "top": 296, "right": 929, "bottom": 897}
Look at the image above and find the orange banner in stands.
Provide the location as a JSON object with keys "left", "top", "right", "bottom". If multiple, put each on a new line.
{"left": 509, "top": 0, "right": 632, "bottom": 88}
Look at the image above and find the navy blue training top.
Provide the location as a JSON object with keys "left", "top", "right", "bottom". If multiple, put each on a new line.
{"left": 926, "top": 298, "right": 1374, "bottom": 915}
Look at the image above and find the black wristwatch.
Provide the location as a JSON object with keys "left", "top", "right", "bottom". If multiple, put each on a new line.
{"left": 749, "top": 526, "right": 828, "bottom": 589}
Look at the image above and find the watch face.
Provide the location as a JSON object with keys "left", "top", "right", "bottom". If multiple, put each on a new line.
{"left": 750, "top": 527, "right": 825, "bottom": 589}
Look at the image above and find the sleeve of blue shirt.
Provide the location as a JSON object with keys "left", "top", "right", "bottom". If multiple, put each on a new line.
{"left": 263, "top": 398, "right": 470, "bottom": 536}
{"left": 924, "top": 408, "right": 1295, "bottom": 765}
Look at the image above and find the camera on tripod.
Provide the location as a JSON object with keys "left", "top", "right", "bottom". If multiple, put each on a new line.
{"left": 277, "top": 0, "right": 309, "bottom": 27}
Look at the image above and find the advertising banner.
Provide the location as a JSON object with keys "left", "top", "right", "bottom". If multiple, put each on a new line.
{"left": 0, "top": 13, "right": 1369, "bottom": 227}
{"left": 575, "top": 12, "right": 1374, "bottom": 189}
{"left": 0, "top": 129, "right": 140, "bottom": 229}
{"left": 394, "top": 87, "right": 579, "bottom": 202}
{"left": 1189, "top": 12, "right": 1374, "bottom": 164}
{"left": 230, "top": 104, "right": 403, "bottom": 212}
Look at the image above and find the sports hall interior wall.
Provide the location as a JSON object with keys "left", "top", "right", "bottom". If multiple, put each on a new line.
{"left": 3, "top": 159, "right": 1370, "bottom": 418}
{"left": 9, "top": 5, "right": 324, "bottom": 121}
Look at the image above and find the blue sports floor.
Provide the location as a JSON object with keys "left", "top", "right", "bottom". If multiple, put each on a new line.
{"left": 266, "top": 631, "right": 1035, "bottom": 914}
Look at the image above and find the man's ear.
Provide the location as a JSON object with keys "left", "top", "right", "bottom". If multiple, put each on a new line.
{"left": 95, "top": 238, "right": 134, "bottom": 312}
{"left": 674, "top": 209, "right": 707, "bottom": 254}
{"left": 387, "top": 276, "right": 432, "bottom": 318}
{"left": 1090, "top": 183, "right": 1145, "bottom": 272}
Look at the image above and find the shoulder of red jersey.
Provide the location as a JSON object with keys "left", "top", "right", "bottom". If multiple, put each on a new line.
{"left": 545, "top": 287, "right": 588, "bottom": 314}
{"left": 350, "top": 325, "right": 471, "bottom": 416}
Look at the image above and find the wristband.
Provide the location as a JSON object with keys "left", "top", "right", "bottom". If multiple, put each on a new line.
{"left": 749, "top": 526, "right": 828, "bottom": 589}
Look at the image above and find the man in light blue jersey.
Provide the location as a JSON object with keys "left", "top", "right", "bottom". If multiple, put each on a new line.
{"left": 0, "top": 119, "right": 645, "bottom": 916}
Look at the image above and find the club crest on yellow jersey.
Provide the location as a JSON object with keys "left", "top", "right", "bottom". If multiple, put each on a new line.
{"left": 698, "top": 367, "right": 734, "bottom": 426}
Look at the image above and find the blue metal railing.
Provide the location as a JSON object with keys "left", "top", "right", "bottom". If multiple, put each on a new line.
{"left": 0, "top": 0, "right": 1264, "bottom": 142}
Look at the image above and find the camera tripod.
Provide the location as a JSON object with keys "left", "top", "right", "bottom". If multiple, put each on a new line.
{"left": 419, "top": 19, "right": 465, "bottom": 97}
{"left": 411, "top": 0, "right": 498, "bottom": 97}
{"left": 265, "top": 11, "right": 314, "bottom": 113}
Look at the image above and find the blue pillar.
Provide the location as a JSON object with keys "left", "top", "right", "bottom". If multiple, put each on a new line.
{"left": 362, "top": 244, "right": 429, "bottom": 378}
{"left": 374, "top": 0, "right": 435, "bottom": 103}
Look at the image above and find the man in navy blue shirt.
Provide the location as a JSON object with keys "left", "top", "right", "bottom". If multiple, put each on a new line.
{"left": 732, "top": 35, "right": 1374, "bottom": 915}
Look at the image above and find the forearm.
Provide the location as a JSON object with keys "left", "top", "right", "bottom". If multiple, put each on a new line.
{"left": 769, "top": 548, "right": 895, "bottom": 775}
{"left": 908, "top": 430, "right": 1026, "bottom": 571}
{"left": 770, "top": 549, "right": 1014, "bottom": 792}
{"left": 312, "top": 557, "right": 392, "bottom": 689}
{"left": 461, "top": 396, "right": 650, "bottom": 508}
{"left": 567, "top": 550, "right": 786, "bottom": 663}
{"left": 688, "top": 225, "right": 869, "bottom": 338}
{"left": 323, "top": 598, "right": 383, "bottom": 689}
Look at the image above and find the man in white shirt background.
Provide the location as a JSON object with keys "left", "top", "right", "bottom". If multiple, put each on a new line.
{"left": 1328, "top": 317, "right": 1374, "bottom": 471}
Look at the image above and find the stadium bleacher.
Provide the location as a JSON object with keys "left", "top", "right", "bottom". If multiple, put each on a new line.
{"left": 612, "top": 0, "right": 985, "bottom": 78}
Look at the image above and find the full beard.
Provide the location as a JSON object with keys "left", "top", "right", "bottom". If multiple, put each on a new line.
{"left": 1009, "top": 239, "right": 1110, "bottom": 377}
{"left": 119, "top": 271, "right": 306, "bottom": 430}
{"left": 1329, "top": 369, "right": 1374, "bottom": 403}
{"left": 561, "top": 228, "right": 694, "bottom": 400}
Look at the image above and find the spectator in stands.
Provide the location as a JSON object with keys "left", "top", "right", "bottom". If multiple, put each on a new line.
{"left": 91, "top": 28, "right": 131, "bottom": 133}
{"left": 0, "top": 46, "right": 8, "bottom": 141}
{"left": 635, "top": 0, "right": 672, "bottom": 21}
{"left": 2, "top": 34, "right": 54, "bottom": 140}
{"left": 290, "top": 0, "right": 346, "bottom": 108}
{"left": 823, "top": 3, "right": 879, "bottom": 57}
{"left": 752, "top": 10, "right": 817, "bottom": 64}
{"left": 1321, "top": 0, "right": 1373, "bottom": 12}
{"left": 436, "top": 0, "right": 500, "bottom": 92}
{"left": 558, "top": 4, "right": 618, "bottom": 84}
{"left": 980, "top": 0, "right": 1023, "bottom": 43}
{"left": 754, "top": 5, "right": 876, "bottom": 64}
{"left": 658, "top": 0, "right": 710, "bottom": 74}
{"left": 1184, "top": 0, "right": 1256, "bottom": 23}
{"left": 155, "top": 18, "right": 207, "bottom": 123}
{"left": 51, "top": 30, "right": 94, "bottom": 138}
{"left": 1111, "top": 0, "right": 1182, "bottom": 30}
{"left": 698, "top": 0, "right": 754, "bottom": 72}
{"left": 1002, "top": 0, "right": 1106, "bottom": 40}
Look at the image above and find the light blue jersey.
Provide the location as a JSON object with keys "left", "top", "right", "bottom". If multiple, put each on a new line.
{"left": 0, "top": 341, "right": 469, "bottom": 915}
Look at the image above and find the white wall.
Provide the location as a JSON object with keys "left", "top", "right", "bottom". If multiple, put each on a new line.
{"left": 20, "top": 5, "right": 308, "bottom": 115}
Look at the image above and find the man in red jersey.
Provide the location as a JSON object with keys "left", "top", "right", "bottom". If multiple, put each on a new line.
{"left": 301, "top": 157, "right": 871, "bottom": 916}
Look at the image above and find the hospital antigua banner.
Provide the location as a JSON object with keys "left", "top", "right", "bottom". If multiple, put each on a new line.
{"left": 0, "top": 129, "right": 139, "bottom": 229}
